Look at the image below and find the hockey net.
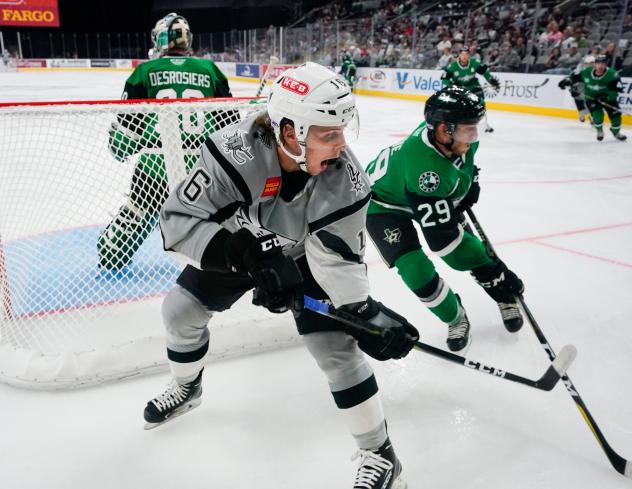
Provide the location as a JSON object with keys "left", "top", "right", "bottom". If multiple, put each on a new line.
{"left": 0, "top": 97, "right": 299, "bottom": 390}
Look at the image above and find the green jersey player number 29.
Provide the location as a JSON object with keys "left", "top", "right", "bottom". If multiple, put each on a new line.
{"left": 98, "top": 12, "right": 233, "bottom": 273}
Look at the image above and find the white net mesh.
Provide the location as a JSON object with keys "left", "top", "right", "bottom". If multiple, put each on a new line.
{"left": 0, "top": 97, "right": 299, "bottom": 389}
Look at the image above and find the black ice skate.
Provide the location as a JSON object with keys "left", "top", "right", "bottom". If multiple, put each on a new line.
{"left": 446, "top": 302, "right": 471, "bottom": 352}
{"left": 352, "top": 438, "right": 406, "bottom": 489}
{"left": 498, "top": 302, "right": 523, "bottom": 332}
{"left": 596, "top": 128, "right": 604, "bottom": 141}
{"left": 611, "top": 130, "right": 627, "bottom": 141}
{"left": 144, "top": 370, "right": 203, "bottom": 430}
{"left": 484, "top": 126, "right": 494, "bottom": 133}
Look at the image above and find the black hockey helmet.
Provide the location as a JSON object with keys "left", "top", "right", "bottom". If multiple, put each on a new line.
{"left": 594, "top": 54, "right": 607, "bottom": 64}
{"left": 424, "top": 86, "right": 486, "bottom": 133}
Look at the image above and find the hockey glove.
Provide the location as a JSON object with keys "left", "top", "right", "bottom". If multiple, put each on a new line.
{"left": 558, "top": 79, "right": 571, "bottom": 90}
{"left": 471, "top": 258, "right": 524, "bottom": 303}
{"left": 455, "top": 166, "right": 480, "bottom": 213}
{"left": 224, "top": 229, "right": 303, "bottom": 313}
{"left": 490, "top": 77, "right": 501, "bottom": 92}
{"left": 340, "top": 297, "right": 419, "bottom": 361}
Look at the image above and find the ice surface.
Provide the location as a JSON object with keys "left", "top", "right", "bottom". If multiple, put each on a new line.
{"left": 1, "top": 71, "right": 631, "bottom": 489}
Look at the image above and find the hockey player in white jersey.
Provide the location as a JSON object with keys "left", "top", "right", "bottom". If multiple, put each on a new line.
{"left": 144, "top": 62, "right": 418, "bottom": 489}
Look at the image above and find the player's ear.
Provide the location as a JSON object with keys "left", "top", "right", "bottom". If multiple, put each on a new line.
{"left": 280, "top": 120, "right": 297, "bottom": 146}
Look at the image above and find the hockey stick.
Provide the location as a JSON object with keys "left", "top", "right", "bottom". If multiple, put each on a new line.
{"left": 302, "top": 295, "right": 575, "bottom": 391}
{"left": 255, "top": 55, "right": 280, "bottom": 97}
{"left": 465, "top": 208, "right": 632, "bottom": 478}
{"left": 584, "top": 95, "right": 632, "bottom": 116}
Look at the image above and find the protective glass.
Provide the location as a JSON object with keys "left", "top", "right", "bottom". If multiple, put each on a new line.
{"left": 452, "top": 121, "right": 484, "bottom": 144}
{"left": 304, "top": 116, "right": 359, "bottom": 151}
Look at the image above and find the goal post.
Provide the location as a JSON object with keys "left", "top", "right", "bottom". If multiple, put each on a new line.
{"left": 0, "top": 96, "right": 300, "bottom": 390}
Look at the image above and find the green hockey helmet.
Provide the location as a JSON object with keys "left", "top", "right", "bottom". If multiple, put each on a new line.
{"left": 151, "top": 13, "right": 193, "bottom": 56}
{"left": 424, "top": 86, "right": 486, "bottom": 133}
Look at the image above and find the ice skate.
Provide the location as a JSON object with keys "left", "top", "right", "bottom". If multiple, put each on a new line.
{"left": 498, "top": 302, "right": 523, "bottom": 332}
{"left": 352, "top": 438, "right": 407, "bottom": 489}
{"left": 144, "top": 370, "right": 203, "bottom": 430}
{"left": 446, "top": 302, "right": 471, "bottom": 352}
{"left": 611, "top": 130, "right": 627, "bottom": 141}
{"left": 596, "top": 128, "right": 604, "bottom": 141}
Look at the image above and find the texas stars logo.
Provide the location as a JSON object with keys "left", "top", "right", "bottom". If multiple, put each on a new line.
{"left": 419, "top": 171, "right": 440, "bottom": 193}
{"left": 383, "top": 228, "right": 401, "bottom": 245}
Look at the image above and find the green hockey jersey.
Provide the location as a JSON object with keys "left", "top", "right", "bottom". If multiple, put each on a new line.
{"left": 109, "top": 56, "right": 233, "bottom": 181}
{"left": 442, "top": 58, "right": 493, "bottom": 90}
{"left": 568, "top": 66, "right": 621, "bottom": 102}
{"left": 365, "top": 121, "right": 492, "bottom": 270}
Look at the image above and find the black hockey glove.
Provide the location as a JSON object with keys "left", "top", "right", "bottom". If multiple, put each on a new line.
{"left": 455, "top": 166, "right": 480, "bottom": 213}
{"left": 471, "top": 258, "right": 524, "bottom": 303}
{"left": 489, "top": 77, "right": 501, "bottom": 91}
{"left": 224, "top": 229, "right": 303, "bottom": 313}
{"left": 558, "top": 78, "right": 571, "bottom": 90}
{"left": 340, "top": 297, "right": 419, "bottom": 361}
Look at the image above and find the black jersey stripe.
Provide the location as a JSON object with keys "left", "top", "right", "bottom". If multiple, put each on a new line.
{"left": 204, "top": 139, "right": 252, "bottom": 206}
{"left": 308, "top": 193, "right": 371, "bottom": 233}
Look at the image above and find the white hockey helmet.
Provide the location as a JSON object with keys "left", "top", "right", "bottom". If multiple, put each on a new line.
{"left": 151, "top": 12, "right": 193, "bottom": 56}
{"left": 267, "top": 62, "right": 358, "bottom": 166}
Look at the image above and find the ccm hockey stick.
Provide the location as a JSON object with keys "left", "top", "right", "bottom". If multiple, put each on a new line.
{"left": 466, "top": 208, "right": 632, "bottom": 478}
{"left": 303, "top": 295, "right": 575, "bottom": 391}
{"left": 255, "top": 55, "right": 280, "bottom": 97}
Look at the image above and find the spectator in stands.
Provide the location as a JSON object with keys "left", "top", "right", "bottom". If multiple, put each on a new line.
{"left": 498, "top": 44, "right": 521, "bottom": 72}
{"left": 485, "top": 46, "right": 501, "bottom": 70}
{"left": 604, "top": 42, "right": 623, "bottom": 70}
{"left": 437, "top": 33, "right": 452, "bottom": 56}
{"left": 554, "top": 44, "right": 582, "bottom": 73}
{"left": 561, "top": 26, "right": 576, "bottom": 51}
{"left": 436, "top": 47, "right": 452, "bottom": 69}
{"left": 514, "top": 36, "right": 527, "bottom": 59}
{"left": 469, "top": 41, "right": 482, "bottom": 61}
{"left": 544, "top": 46, "right": 562, "bottom": 70}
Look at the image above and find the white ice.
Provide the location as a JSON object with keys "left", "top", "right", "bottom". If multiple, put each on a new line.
{"left": 1, "top": 71, "right": 631, "bottom": 489}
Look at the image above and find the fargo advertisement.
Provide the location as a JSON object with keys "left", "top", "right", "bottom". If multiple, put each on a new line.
{"left": 0, "top": 0, "right": 59, "bottom": 27}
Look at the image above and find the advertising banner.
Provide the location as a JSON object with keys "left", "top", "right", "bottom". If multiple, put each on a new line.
{"left": 0, "top": 0, "right": 59, "bottom": 27}
{"left": 47, "top": 58, "right": 89, "bottom": 68}
{"left": 16, "top": 58, "right": 46, "bottom": 68}
{"left": 90, "top": 59, "right": 114, "bottom": 68}
{"left": 236, "top": 63, "right": 259, "bottom": 79}
{"left": 261, "top": 63, "right": 295, "bottom": 81}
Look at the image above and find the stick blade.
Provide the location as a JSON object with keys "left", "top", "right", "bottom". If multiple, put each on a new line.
{"left": 625, "top": 461, "right": 632, "bottom": 478}
{"left": 552, "top": 344, "right": 577, "bottom": 376}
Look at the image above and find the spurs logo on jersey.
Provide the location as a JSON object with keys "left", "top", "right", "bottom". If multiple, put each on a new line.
{"left": 221, "top": 129, "right": 254, "bottom": 164}
{"left": 383, "top": 228, "right": 401, "bottom": 245}
{"left": 419, "top": 171, "right": 440, "bottom": 192}
{"left": 346, "top": 162, "right": 365, "bottom": 195}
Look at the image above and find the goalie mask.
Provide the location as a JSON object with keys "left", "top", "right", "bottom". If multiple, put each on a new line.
{"left": 267, "top": 62, "right": 359, "bottom": 170}
{"left": 151, "top": 13, "right": 193, "bottom": 56}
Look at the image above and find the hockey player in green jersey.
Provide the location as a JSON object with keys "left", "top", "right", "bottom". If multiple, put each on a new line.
{"left": 341, "top": 52, "right": 357, "bottom": 89}
{"left": 442, "top": 47, "right": 500, "bottom": 133}
{"left": 559, "top": 54, "right": 627, "bottom": 141}
{"left": 365, "top": 86, "right": 525, "bottom": 352}
{"left": 98, "top": 12, "right": 233, "bottom": 271}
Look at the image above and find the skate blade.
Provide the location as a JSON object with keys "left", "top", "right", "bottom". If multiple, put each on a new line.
{"left": 143, "top": 398, "right": 202, "bottom": 430}
{"left": 449, "top": 332, "right": 472, "bottom": 355}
